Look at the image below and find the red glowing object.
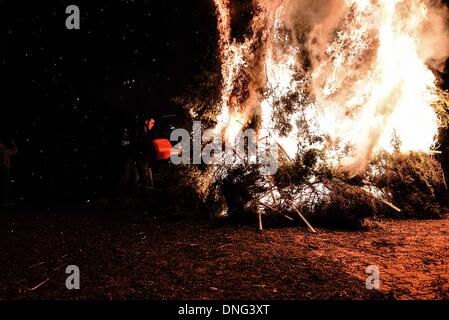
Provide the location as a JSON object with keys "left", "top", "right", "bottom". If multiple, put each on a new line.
{"left": 153, "top": 139, "right": 172, "bottom": 161}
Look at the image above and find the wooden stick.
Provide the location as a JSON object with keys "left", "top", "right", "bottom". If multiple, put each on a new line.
{"left": 256, "top": 199, "right": 277, "bottom": 212}
{"left": 256, "top": 190, "right": 272, "bottom": 202}
{"left": 258, "top": 209, "right": 263, "bottom": 232}
{"left": 287, "top": 201, "right": 317, "bottom": 233}
{"left": 28, "top": 261, "right": 45, "bottom": 269}
{"left": 381, "top": 199, "right": 402, "bottom": 212}
{"left": 255, "top": 199, "right": 293, "bottom": 222}
{"left": 26, "top": 277, "right": 49, "bottom": 291}
{"left": 358, "top": 178, "right": 403, "bottom": 213}
{"left": 277, "top": 143, "right": 293, "bottom": 162}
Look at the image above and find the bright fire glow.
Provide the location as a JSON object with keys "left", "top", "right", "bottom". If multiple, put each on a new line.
{"left": 212, "top": 0, "right": 449, "bottom": 175}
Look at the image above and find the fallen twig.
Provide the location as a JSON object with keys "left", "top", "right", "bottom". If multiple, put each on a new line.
{"left": 277, "top": 143, "right": 293, "bottom": 162}
{"left": 26, "top": 277, "right": 50, "bottom": 291}
{"left": 287, "top": 201, "right": 317, "bottom": 233}
{"left": 381, "top": 199, "right": 402, "bottom": 213}
{"left": 28, "top": 261, "right": 45, "bottom": 269}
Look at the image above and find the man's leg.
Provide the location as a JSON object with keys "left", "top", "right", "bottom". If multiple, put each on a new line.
{"left": 136, "top": 158, "right": 149, "bottom": 191}
{"left": 147, "top": 166, "right": 154, "bottom": 188}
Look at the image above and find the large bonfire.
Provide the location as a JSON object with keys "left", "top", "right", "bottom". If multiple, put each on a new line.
{"left": 174, "top": 0, "right": 449, "bottom": 229}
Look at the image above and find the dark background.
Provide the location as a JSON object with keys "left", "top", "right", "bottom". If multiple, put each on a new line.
{"left": 0, "top": 0, "right": 448, "bottom": 206}
{"left": 0, "top": 0, "right": 219, "bottom": 205}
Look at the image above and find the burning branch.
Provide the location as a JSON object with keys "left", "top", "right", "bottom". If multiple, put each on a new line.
{"left": 170, "top": 0, "right": 449, "bottom": 231}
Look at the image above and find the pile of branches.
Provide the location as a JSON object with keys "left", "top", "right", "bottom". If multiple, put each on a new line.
{"left": 166, "top": 147, "right": 447, "bottom": 231}
{"left": 170, "top": 74, "right": 449, "bottom": 230}
{"left": 367, "top": 151, "right": 447, "bottom": 219}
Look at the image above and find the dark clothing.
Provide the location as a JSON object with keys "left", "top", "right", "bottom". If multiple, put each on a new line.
{"left": 116, "top": 124, "right": 156, "bottom": 196}
{"left": 133, "top": 125, "right": 156, "bottom": 187}
{"left": 136, "top": 156, "right": 153, "bottom": 189}
{"left": 134, "top": 127, "right": 156, "bottom": 163}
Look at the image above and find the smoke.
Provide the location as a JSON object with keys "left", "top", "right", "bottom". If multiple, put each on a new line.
{"left": 418, "top": 0, "right": 449, "bottom": 72}
{"left": 213, "top": 0, "right": 449, "bottom": 176}
{"left": 255, "top": 0, "right": 449, "bottom": 72}
{"left": 285, "top": 0, "right": 347, "bottom": 68}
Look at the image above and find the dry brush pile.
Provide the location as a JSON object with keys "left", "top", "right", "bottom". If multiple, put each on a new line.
{"left": 163, "top": 76, "right": 449, "bottom": 231}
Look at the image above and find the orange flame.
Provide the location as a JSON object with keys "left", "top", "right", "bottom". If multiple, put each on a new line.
{"left": 213, "top": 0, "right": 449, "bottom": 174}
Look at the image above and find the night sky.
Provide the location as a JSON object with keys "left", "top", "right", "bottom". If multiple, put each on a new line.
{"left": 0, "top": 0, "right": 218, "bottom": 205}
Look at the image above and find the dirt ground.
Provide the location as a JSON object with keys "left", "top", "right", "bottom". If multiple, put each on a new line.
{"left": 0, "top": 203, "right": 448, "bottom": 300}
